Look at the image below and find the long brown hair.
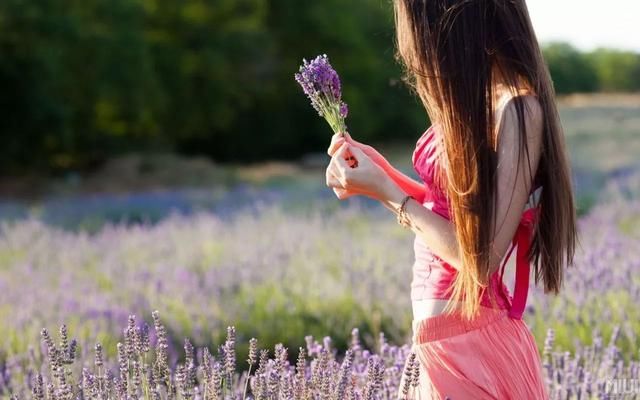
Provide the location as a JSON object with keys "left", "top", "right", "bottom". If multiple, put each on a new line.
{"left": 393, "top": 0, "right": 577, "bottom": 319}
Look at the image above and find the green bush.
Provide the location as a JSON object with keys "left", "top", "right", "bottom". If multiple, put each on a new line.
{"left": 0, "top": 1, "right": 638, "bottom": 173}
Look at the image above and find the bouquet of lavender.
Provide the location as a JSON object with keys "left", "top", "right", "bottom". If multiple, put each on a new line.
{"left": 294, "top": 54, "right": 349, "bottom": 136}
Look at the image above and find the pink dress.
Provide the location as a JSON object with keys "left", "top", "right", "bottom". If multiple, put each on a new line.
{"left": 399, "top": 124, "right": 549, "bottom": 400}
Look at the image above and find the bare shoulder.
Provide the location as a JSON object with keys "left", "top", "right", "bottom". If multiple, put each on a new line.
{"left": 520, "top": 94, "right": 543, "bottom": 136}
{"left": 497, "top": 93, "right": 543, "bottom": 145}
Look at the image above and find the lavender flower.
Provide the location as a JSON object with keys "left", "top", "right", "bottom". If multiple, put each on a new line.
{"left": 40, "top": 328, "right": 59, "bottom": 372}
{"left": 350, "top": 328, "right": 361, "bottom": 353}
{"left": 67, "top": 339, "right": 77, "bottom": 364}
{"left": 294, "top": 54, "right": 349, "bottom": 135}
{"left": 124, "top": 315, "right": 136, "bottom": 361}
{"left": 59, "top": 324, "right": 69, "bottom": 363}
{"left": 362, "top": 356, "right": 384, "bottom": 400}
{"left": 411, "top": 355, "right": 420, "bottom": 388}
{"left": 117, "top": 342, "right": 128, "bottom": 388}
{"left": 94, "top": 342, "right": 104, "bottom": 368}
{"left": 248, "top": 338, "right": 258, "bottom": 366}
{"left": 334, "top": 348, "right": 354, "bottom": 399}
{"left": 211, "top": 361, "right": 223, "bottom": 399}
{"left": 184, "top": 338, "right": 197, "bottom": 388}
{"left": 140, "top": 322, "right": 151, "bottom": 354}
{"left": 224, "top": 325, "right": 237, "bottom": 390}
{"left": 294, "top": 347, "right": 308, "bottom": 398}
{"left": 32, "top": 373, "right": 44, "bottom": 400}
{"left": 401, "top": 352, "right": 416, "bottom": 398}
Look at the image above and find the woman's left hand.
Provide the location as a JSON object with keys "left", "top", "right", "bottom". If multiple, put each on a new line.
{"left": 326, "top": 142, "right": 396, "bottom": 201}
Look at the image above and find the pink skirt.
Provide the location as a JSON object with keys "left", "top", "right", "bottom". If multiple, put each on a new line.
{"left": 399, "top": 306, "right": 549, "bottom": 400}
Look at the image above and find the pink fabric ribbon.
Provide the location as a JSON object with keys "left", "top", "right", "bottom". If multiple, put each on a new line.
{"left": 498, "top": 206, "right": 539, "bottom": 320}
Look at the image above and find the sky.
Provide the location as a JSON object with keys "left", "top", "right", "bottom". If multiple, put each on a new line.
{"left": 526, "top": 0, "right": 640, "bottom": 52}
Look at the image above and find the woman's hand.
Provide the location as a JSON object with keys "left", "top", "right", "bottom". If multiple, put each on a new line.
{"left": 326, "top": 132, "right": 393, "bottom": 198}
{"left": 327, "top": 132, "right": 391, "bottom": 170}
{"left": 326, "top": 142, "right": 399, "bottom": 201}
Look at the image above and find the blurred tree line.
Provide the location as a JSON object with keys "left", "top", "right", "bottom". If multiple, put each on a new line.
{"left": 543, "top": 42, "right": 640, "bottom": 93}
{"left": 1, "top": 0, "right": 638, "bottom": 173}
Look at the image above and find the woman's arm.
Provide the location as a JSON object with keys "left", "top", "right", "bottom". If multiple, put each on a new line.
{"left": 336, "top": 162, "right": 426, "bottom": 203}
{"left": 379, "top": 188, "right": 461, "bottom": 270}
{"left": 327, "top": 132, "right": 426, "bottom": 203}
{"left": 379, "top": 162, "right": 427, "bottom": 204}
{"left": 380, "top": 95, "right": 544, "bottom": 273}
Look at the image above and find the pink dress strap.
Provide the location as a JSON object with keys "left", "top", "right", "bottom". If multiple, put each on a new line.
{"left": 498, "top": 204, "right": 539, "bottom": 320}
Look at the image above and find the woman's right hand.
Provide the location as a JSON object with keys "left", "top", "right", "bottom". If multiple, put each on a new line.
{"left": 327, "top": 131, "right": 427, "bottom": 203}
{"left": 326, "top": 131, "right": 392, "bottom": 199}
{"left": 327, "top": 132, "right": 390, "bottom": 170}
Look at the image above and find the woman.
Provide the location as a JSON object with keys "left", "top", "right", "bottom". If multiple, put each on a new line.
{"left": 325, "top": 1, "right": 577, "bottom": 399}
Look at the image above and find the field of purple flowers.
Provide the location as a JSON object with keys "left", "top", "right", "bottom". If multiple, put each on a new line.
{"left": 0, "top": 164, "right": 639, "bottom": 398}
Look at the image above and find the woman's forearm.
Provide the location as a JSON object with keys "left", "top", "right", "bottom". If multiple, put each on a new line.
{"left": 380, "top": 180, "right": 462, "bottom": 271}
{"left": 379, "top": 162, "right": 426, "bottom": 204}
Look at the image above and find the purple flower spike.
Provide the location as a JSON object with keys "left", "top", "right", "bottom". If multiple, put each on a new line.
{"left": 294, "top": 54, "right": 349, "bottom": 135}
{"left": 339, "top": 101, "right": 348, "bottom": 119}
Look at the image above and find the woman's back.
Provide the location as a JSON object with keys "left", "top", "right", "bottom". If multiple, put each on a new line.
{"left": 410, "top": 91, "right": 543, "bottom": 319}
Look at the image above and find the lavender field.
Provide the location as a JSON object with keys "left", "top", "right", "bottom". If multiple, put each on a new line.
{"left": 1, "top": 168, "right": 639, "bottom": 398}
{"left": 1, "top": 99, "right": 640, "bottom": 398}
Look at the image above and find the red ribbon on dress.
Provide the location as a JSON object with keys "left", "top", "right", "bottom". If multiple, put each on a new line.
{"left": 498, "top": 206, "right": 539, "bottom": 320}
